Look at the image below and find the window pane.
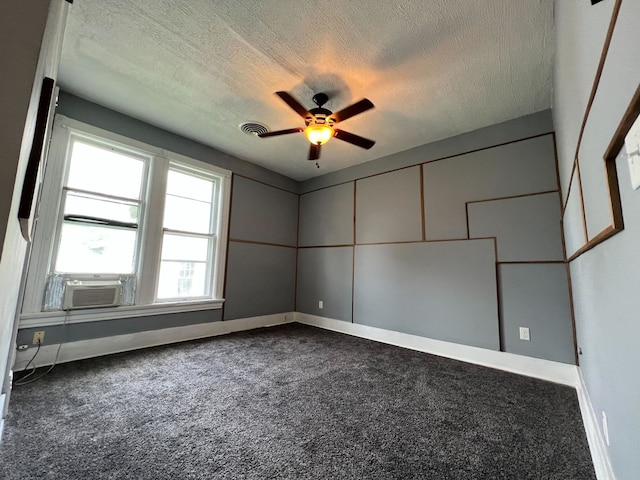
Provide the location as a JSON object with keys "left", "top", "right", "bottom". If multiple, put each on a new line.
{"left": 157, "top": 261, "right": 207, "bottom": 298}
{"left": 163, "top": 195, "right": 211, "bottom": 233}
{"left": 167, "top": 169, "right": 212, "bottom": 202}
{"left": 55, "top": 223, "right": 137, "bottom": 273}
{"left": 64, "top": 191, "right": 139, "bottom": 224}
{"left": 67, "top": 141, "right": 144, "bottom": 199}
{"left": 161, "top": 234, "right": 209, "bottom": 262}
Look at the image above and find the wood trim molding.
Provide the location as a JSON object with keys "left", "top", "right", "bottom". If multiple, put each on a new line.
{"left": 420, "top": 164, "right": 426, "bottom": 241}
{"left": 300, "top": 132, "right": 554, "bottom": 195}
{"left": 568, "top": 225, "right": 619, "bottom": 262}
{"left": 568, "top": 83, "right": 640, "bottom": 262}
{"left": 466, "top": 189, "right": 559, "bottom": 206}
{"left": 293, "top": 194, "right": 301, "bottom": 311}
{"left": 575, "top": 159, "right": 589, "bottom": 243}
{"left": 229, "top": 238, "right": 297, "bottom": 249}
{"left": 564, "top": 0, "right": 627, "bottom": 262}
{"left": 572, "top": 0, "right": 623, "bottom": 167}
{"left": 561, "top": 159, "right": 578, "bottom": 214}
{"left": 221, "top": 174, "right": 235, "bottom": 320}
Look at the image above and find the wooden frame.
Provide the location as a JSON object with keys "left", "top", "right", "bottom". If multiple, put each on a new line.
{"left": 567, "top": 83, "right": 640, "bottom": 261}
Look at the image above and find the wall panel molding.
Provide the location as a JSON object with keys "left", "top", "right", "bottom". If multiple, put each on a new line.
{"left": 562, "top": 0, "right": 627, "bottom": 262}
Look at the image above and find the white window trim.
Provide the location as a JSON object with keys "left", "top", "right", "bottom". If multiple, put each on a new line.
{"left": 19, "top": 299, "right": 224, "bottom": 328}
{"left": 20, "top": 115, "right": 231, "bottom": 326}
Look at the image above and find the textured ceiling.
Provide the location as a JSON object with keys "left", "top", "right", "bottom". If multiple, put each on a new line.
{"left": 58, "top": 0, "right": 554, "bottom": 181}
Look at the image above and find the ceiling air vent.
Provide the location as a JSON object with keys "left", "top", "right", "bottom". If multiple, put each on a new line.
{"left": 240, "top": 122, "right": 269, "bottom": 136}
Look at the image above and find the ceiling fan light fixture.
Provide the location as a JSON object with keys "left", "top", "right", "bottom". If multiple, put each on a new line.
{"left": 304, "top": 124, "right": 334, "bottom": 145}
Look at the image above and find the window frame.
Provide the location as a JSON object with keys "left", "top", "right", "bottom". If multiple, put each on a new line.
{"left": 20, "top": 115, "right": 231, "bottom": 327}
{"left": 154, "top": 163, "right": 222, "bottom": 302}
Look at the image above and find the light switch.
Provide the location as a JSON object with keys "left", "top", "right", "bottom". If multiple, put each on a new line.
{"left": 519, "top": 327, "right": 530, "bottom": 341}
{"left": 628, "top": 152, "right": 640, "bottom": 190}
{"left": 625, "top": 114, "right": 640, "bottom": 190}
{"left": 318, "top": 300, "right": 323, "bottom": 309}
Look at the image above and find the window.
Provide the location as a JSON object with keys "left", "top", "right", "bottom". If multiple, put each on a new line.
{"left": 21, "top": 116, "right": 231, "bottom": 323}
{"left": 55, "top": 140, "right": 145, "bottom": 274}
{"left": 157, "top": 166, "right": 219, "bottom": 300}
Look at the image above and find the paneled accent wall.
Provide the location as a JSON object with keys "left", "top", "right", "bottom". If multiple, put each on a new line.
{"left": 554, "top": 1, "right": 640, "bottom": 476}
{"left": 297, "top": 130, "right": 576, "bottom": 364}
{"left": 224, "top": 175, "right": 298, "bottom": 320}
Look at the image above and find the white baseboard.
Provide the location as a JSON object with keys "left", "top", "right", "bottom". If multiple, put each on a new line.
{"left": 295, "top": 313, "right": 580, "bottom": 387}
{"left": 575, "top": 369, "right": 616, "bottom": 480}
{"left": 13, "top": 313, "right": 294, "bottom": 371}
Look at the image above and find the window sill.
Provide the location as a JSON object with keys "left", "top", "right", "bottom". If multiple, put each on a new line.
{"left": 19, "top": 299, "right": 225, "bottom": 327}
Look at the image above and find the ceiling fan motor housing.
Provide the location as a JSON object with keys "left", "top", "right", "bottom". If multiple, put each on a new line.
{"left": 305, "top": 107, "right": 336, "bottom": 127}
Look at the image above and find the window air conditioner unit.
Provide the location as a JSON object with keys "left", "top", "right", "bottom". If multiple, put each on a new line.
{"left": 63, "top": 280, "right": 122, "bottom": 310}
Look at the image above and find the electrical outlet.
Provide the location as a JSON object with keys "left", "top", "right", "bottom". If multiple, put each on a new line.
{"left": 318, "top": 300, "right": 323, "bottom": 309}
{"left": 602, "top": 411, "right": 610, "bottom": 446}
{"left": 519, "top": 327, "right": 530, "bottom": 341}
{"left": 32, "top": 331, "right": 45, "bottom": 345}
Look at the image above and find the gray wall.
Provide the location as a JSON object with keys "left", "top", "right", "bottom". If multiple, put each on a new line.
{"left": 354, "top": 240, "right": 498, "bottom": 350}
{"left": 224, "top": 175, "right": 298, "bottom": 320}
{"left": 300, "top": 110, "right": 553, "bottom": 193}
{"left": 554, "top": 1, "right": 640, "bottom": 478}
{"left": 17, "top": 310, "right": 222, "bottom": 346}
{"left": 356, "top": 166, "right": 422, "bottom": 243}
{"left": 297, "top": 247, "right": 353, "bottom": 322}
{"left": 298, "top": 183, "right": 354, "bottom": 246}
{"left": 16, "top": 95, "right": 299, "bottom": 346}
{"left": 297, "top": 114, "right": 575, "bottom": 363}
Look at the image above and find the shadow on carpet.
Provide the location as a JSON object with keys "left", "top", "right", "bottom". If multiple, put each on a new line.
{"left": 0, "top": 323, "right": 595, "bottom": 479}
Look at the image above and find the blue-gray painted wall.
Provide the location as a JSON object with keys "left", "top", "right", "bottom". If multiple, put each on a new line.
{"left": 296, "top": 112, "right": 576, "bottom": 364}
{"left": 19, "top": 96, "right": 575, "bottom": 367}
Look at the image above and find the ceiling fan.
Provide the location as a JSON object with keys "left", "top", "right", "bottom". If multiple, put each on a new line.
{"left": 259, "top": 91, "right": 376, "bottom": 163}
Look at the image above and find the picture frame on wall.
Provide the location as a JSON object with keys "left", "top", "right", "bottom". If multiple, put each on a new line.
{"left": 18, "top": 76, "right": 57, "bottom": 242}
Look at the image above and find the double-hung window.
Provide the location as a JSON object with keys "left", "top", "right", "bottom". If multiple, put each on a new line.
{"left": 157, "top": 165, "right": 221, "bottom": 300}
{"left": 21, "top": 115, "right": 231, "bottom": 324}
{"left": 55, "top": 139, "right": 145, "bottom": 275}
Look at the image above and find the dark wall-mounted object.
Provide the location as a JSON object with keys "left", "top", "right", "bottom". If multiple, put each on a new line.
{"left": 18, "top": 76, "right": 56, "bottom": 242}
{"left": 591, "top": 0, "right": 605, "bottom": 5}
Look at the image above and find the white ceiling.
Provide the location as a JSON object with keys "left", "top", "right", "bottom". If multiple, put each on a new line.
{"left": 58, "top": 0, "right": 554, "bottom": 181}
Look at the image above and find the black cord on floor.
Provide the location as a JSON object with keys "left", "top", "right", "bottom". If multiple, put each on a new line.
{"left": 14, "top": 340, "right": 41, "bottom": 385}
{"left": 15, "top": 311, "right": 69, "bottom": 386}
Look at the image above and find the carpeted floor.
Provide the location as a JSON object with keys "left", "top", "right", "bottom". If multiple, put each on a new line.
{"left": 0, "top": 323, "right": 595, "bottom": 479}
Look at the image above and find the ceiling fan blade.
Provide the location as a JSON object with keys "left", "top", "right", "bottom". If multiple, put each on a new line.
{"left": 258, "top": 128, "right": 303, "bottom": 138}
{"left": 275, "top": 91, "right": 309, "bottom": 118}
{"left": 333, "top": 99, "right": 375, "bottom": 123}
{"left": 334, "top": 129, "right": 375, "bottom": 149}
{"left": 308, "top": 143, "right": 321, "bottom": 161}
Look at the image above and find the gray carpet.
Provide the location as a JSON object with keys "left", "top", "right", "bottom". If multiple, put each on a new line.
{"left": 0, "top": 323, "right": 595, "bottom": 479}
